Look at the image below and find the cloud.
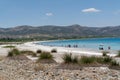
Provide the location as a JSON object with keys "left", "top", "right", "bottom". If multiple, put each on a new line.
{"left": 45, "top": 13, "right": 53, "bottom": 16}
{"left": 82, "top": 8, "right": 101, "bottom": 13}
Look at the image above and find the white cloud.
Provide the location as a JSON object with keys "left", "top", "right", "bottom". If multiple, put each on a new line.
{"left": 45, "top": 13, "right": 53, "bottom": 16}
{"left": 82, "top": 8, "right": 101, "bottom": 13}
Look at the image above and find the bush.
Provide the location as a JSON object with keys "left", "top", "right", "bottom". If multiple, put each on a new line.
{"left": 36, "top": 50, "right": 42, "bottom": 53}
{"left": 21, "top": 50, "right": 36, "bottom": 55}
{"left": 103, "top": 57, "right": 112, "bottom": 63}
{"left": 79, "top": 56, "right": 113, "bottom": 65}
{"left": 32, "top": 53, "right": 37, "bottom": 57}
{"left": 62, "top": 54, "right": 72, "bottom": 63}
{"left": 72, "top": 56, "right": 79, "bottom": 63}
{"left": 51, "top": 49, "right": 57, "bottom": 53}
{"left": 79, "top": 56, "right": 96, "bottom": 64}
{"left": 62, "top": 53, "right": 78, "bottom": 64}
{"left": 7, "top": 48, "right": 20, "bottom": 57}
{"left": 110, "top": 60, "right": 119, "bottom": 66}
{"left": 3, "top": 45, "right": 15, "bottom": 48}
{"left": 8, "top": 52, "right": 14, "bottom": 57}
{"left": 95, "top": 57, "right": 104, "bottom": 64}
{"left": 102, "top": 51, "right": 109, "bottom": 56}
{"left": 39, "top": 52, "right": 53, "bottom": 60}
{"left": 116, "top": 51, "right": 120, "bottom": 57}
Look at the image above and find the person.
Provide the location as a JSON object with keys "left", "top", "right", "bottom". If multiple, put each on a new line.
{"left": 108, "top": 46, "right": 111, "bottom": 50}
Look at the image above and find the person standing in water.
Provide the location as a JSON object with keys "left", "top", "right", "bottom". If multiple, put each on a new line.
{"left": 108, "top": 46, "right": 111, "bottom": 50}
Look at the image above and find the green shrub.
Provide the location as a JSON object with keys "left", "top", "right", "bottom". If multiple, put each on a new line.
{"left": 32, "top": 53, "right": 37, "bottom": 57}
{"left": 39, "top": 52, "right": 53, "bottom": 60}
{"left": 36, "top": 50, "right": 42, "bottom": 53}
{"left": 62, "top": 54, "right": 72, "bottom": 63}
{"left": 103, "top": 57, "right": 112, "bottom": 63}
{"left": 21, "top": 50, "right": 35, "bottom": 55}
{"left": 62, "top": 53, "right": 78, "bottom": 64}
{"left": 102, "top": 51, "right": 109, "bottom": 56}
{"left": 95, "top": 57, "right": 104, "bottom": 64}
{"left": 72, "top": 56, "right": 79, "bottom": 63}
{"left": 117, "top": 51, "right": 120, "bottom": 57}
{"left": 8, "top": 52, "right": 14, "bottom": 57}
{"left": 3, "top": 45, "right": 15, "bottom": 48}
{"left": 111, "top": 60, "right": 119, "bottom": 66}
{"left": 7, "top": 48, "right": 20, "bottom": 57}
{"left": 79, "top": 56, "right": 96, "bottom": 64}
{"left": 51, "top": 49, "right": 57, "bottom": 53}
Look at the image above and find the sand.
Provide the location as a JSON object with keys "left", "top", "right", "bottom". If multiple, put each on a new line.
{"left": 0, "top": 41, "right": 118, "bottom": 63}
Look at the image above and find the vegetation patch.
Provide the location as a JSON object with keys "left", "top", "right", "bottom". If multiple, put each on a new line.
{"left": 7, "top": 49, "right": 29, "bottom": 60}
{"left": 36, "top": 49, "right": 42, "bottom": 54}
{"left": 79, "top": 56, "right": 96, "bottom": 64}
{"left": 102, "top": 51, "right": 109, "bottom": 56}
{"left": 51, "top": 49, "right": 57, "bottom": 53}
{"left": 37, "top": 52, "right": 55, "bottom": 63}
{"left": 3, "top": 45, "right": 15, "bottom": 48}
{"left": 20, "top": 50, "right": 37, "bottom": 57}
{"left": 61, "top": 53, "right": 119, "bottom": 69}
{"left": 39, "top": 52, "right": 53, "bottom": 59}
{"left": 116, "top": 51, "right": 120, "bottom": 57}
{"left": 62, "top": 53, "right": 78, "bottom": 64}
{"left": 7, "top": 48, "right": 20, "bottom": 57}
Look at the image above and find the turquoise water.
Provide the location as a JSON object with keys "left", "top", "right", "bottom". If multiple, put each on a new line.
{"left": 38, "top": 38, "right": 120, "bottom": 50}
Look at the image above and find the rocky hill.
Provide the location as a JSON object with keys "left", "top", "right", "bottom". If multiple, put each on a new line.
{"left": 0, "top": 24, "right": 120, "bottom": 39}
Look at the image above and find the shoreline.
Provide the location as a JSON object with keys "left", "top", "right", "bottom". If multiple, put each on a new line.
{"left": 0, "top": 40, "right": 118, "bottom": 57}
{"left": 24, "top": 41, "right": 117, "bottom": 57}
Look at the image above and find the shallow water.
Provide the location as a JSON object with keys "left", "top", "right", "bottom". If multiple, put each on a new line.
{"left": 38, "top": 38, "right": 120, "bottom": 50}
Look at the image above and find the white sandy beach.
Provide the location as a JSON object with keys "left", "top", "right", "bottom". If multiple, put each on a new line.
{"left": 0, "top": 41, "right": 118, "bottom": 63}
{"left": 0, "top": 41, "right": 118, "bottom": 56}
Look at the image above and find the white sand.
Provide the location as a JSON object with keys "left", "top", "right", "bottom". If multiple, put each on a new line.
{"left": 0, "top": 41, "right": 117, "bottom": 63}
{"left": 22, "top": 42, "right": 105, "bottom": 56}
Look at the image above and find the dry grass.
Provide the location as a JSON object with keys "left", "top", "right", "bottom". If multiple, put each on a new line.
{"left": 34, "top": 63, "right": 45, "bottom": 71}
{"left": 20, "top": 50, "right": 37, "bottom": 57}
{"left": 37, "top": 52, "right": 56, "bottom": 63}
{"left": 0, "top": 56, "right": 5, "bottom": 61}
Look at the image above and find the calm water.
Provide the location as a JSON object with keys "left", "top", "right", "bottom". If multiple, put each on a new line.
{"left": 38, "top": 38, "right": 120, "bottom": 50}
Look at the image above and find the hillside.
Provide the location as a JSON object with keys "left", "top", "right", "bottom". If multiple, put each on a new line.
{"left": 0, "top": 24, "right": 120, "bottom": 39}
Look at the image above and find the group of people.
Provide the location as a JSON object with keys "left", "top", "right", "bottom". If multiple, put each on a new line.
{"left": 67, "top": 44, "right": 78, "bottom": 48}
{"left": 99, "top": 46, "right": 111, "bottom": 50}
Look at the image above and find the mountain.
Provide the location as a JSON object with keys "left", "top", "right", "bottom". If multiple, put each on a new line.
{"left": 0, "top": 24, "right": 120, "bottom": 39}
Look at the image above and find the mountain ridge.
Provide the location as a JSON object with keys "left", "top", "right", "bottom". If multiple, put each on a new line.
{"left": 0, "top": 24, "right": 120, "bottom": 39}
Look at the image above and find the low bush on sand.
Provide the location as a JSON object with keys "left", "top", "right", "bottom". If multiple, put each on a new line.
{"left": 51, "top": 49, "right": 57, "bottom": 53}
{"left": 110, "top": 60, "right": 119, "bottom": 66}
{"left": 3, "top": 45, "right": 15, "bottom": 48}
{"left": 62, "top": 53, "right": 78, "bottom": 64}
{"left": 102, "top": 51, "right": 109, "bottom": 56}
{"left": 116, "top": 51, "right": 120, "bottom": 57}
{"left": 37, "top": 52, "right": 55, "bottom": 63}
{"left": 79, "top": 56, "right": 113, "bottom": 65}
{"left": 36, "top": 50, "right": 42, "bottom": 54}
{"left": 62, "top": 54, "right": 119, "bottom": 68}
{"left": 79, "top": 56, "right": 96, "bottom": 64}
{"left": 20, "top": 50, "right": 37, "bottom": 57}
{"left": 7, "top": 48, "right": 20, "bottom": 57}
{"left": 39, "top": 52, "right": 53, "bottom": 60}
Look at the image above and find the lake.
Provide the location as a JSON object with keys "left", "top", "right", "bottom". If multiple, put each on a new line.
{"left": 38, "top": 38, "right": 120, "bottom": 50}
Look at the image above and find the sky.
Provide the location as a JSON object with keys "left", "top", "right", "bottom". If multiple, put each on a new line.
{"left": 0, "top": 0, "right": 120, "bottom": 28}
